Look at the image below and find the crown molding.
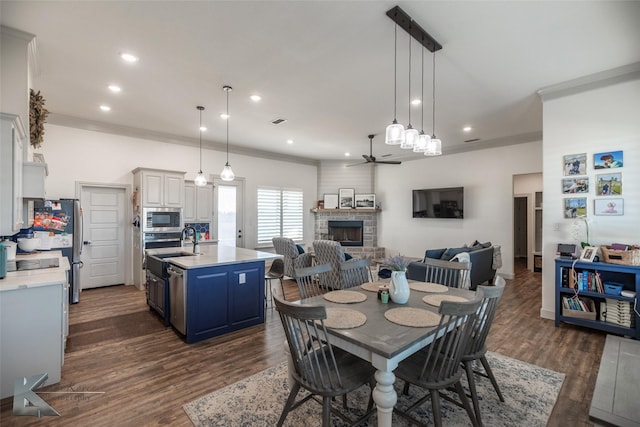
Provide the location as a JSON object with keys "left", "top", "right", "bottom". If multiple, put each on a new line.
{"left": 537, "top": 62, "right": 640, "bottom": 102}
{"left": 47, "top": 113, "right": 319, "bottom": 166}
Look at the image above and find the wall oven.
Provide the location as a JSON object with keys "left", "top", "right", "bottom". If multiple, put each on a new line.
{"left": 143, "top": 207, "right": 183, "bottom": 232}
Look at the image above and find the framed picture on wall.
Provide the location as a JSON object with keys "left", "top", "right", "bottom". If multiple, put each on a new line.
{"left": 563, "top": 153, "right": 587, "bottom": 176}
{"left": 594, "top": 151, "right": 623, "bottom": 169}
{"left": 563, "top": 197, "right": 587, "bottom": 219}
{"left": 594, "top": 198, "right": 623, "bottom": 216}
{"left": 355, "top": 194, "right": 375, "bottom": 209}
{"left": 596, "top": 173, "right": 622, "bottom": 195}
{"left": 323, "top": 194, "right": 339, "bottom": 209}
{"left": 338, "top": 188, "right": 355, "bottom": 209}
{"left": 562, "top": 177, "right": 589, "bottom": 194}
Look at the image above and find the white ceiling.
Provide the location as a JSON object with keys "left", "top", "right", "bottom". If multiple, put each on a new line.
{"left": 2, "top": 1, "right": 639, "bottom": 163}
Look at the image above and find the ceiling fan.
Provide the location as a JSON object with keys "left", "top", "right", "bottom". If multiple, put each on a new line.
{"left": 347, "top": 134, "right": 402, "bottom": 167}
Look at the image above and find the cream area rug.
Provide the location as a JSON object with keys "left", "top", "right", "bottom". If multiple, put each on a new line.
{"left": 184, "top": 352, "right": 565, "bottom": 426}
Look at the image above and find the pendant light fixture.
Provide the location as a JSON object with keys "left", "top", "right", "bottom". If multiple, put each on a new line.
{"left": 425, "top": 51, "right": 442, "bottom": 156}
{"left": 401, "top": 23, "right": 418, "bottom": 150}
{"left": 220, "top": 85, "right": 235, "bottom": 181}
{"left": 385, "top": 23, "right": 405, "bottom": 146}
{"left": 414, "top": 42, "right": 431, "bottom": 153}
{"left": 194, "top": 106, "right": 207, "bottom": 186}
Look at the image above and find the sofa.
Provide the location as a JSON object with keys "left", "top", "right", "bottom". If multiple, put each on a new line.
{"left": 407, "top": 242, "right": 500, "bottom": 290}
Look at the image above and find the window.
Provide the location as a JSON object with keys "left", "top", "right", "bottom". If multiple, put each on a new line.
{"left": 257, "top": 187, "right": 304, "bottom": 246}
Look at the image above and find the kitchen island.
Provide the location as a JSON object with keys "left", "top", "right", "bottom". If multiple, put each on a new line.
{"left": 0, "top": 251, "right": 70, "bottom": 399}
{"left": 146, "top": 245, "right": 280, "bottom": 343}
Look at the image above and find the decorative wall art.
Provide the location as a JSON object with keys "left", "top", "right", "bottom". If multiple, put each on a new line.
{"left": 594, "top": 198, "right": 623, "bottom": 216}
{"left": 563, "top": 153, "right": 587, "bottom": 176}
{"left": 594, "top": 151, "right": 623, "bottom": 169}
{"left": 595, "top": 173, "right": 622, "bottom": 196}
{"left": 338, "top": 188, "right": 355, "bottom": 209}
{"left": 564, "top": 197, "right": 587, "bottom": 219}
{"left": 323, "top": 194, "right": 339, "bottom": 209}
{"left": 562, "top": 177, "right": 589, "bottom": 194}
{"left": 355, "top": 194, "right": 375, "bottom": 209}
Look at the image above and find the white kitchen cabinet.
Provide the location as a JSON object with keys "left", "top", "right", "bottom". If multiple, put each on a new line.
{"left": 132, "top": 168, "right": 186, "bottom": 209}
{"left": 0, "top": 113, "right": 26, "bottom": 236}
{"left": 23, "top": 161, "right": 47, "bottom": 199}
{"left": 184, "top": 181, "right": 213, "bottom": 223}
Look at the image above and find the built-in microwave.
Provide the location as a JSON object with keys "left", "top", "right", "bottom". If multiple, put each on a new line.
{"left": 142, "top": 207, "right": 183, "bottom": 232}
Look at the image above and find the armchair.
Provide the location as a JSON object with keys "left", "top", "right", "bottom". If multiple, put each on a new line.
{"left": 272, "top": 237, "right": 313, "bottom": 279}
{"left": 312, "top": 240, "right": 370, "bottom": 290}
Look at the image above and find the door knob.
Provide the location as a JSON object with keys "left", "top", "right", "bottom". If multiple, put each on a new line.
{"left": 83, "top": 241, "right": 92, "bottom": 245}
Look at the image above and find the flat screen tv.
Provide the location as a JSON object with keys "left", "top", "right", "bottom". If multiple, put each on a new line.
{"left": 412, "top": 187, "right": 464, "bottom": 219}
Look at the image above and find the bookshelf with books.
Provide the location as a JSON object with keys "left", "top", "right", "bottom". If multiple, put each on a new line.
{"left": 555, "top": 258, "right": 639, "bottom": 339}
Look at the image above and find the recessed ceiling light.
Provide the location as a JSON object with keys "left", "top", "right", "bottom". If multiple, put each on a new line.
{"left": 287, "top": 139, "right": 294, "bottom": 144}
{"left": 411, "top": 98, "right": 421, "bottom": 105}
{"left": 199, "top": 126, "right": 207, "bottom": 132}
{"left": 108, "top": 84, "right": 121, "bottom": 93}
{"left": 220, "top": 113, "right": 230, "bottom": 120}
{"left": 345, "top": 152, "right": 351, "bottom": 157}
{"left": 250, "top": 95, "right": 262, "bottom": 102}
{"left": 463, "top": 126, "right": 472, "bottom": 132}
{"left": 99, "top": 105, "right": 111, "bottom": 112}
{"left": 120, "top": 52, "right": 138, "bottom": 63}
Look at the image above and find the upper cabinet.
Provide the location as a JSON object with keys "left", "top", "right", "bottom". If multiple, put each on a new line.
{"left": 0, "top": 114, "right": 26, "bottom": 235}
{"left": 184, "top": 182, "right": 213, "bottom": 223}
{"left": 132, "top": 168, "right": 186, "bottom": 210}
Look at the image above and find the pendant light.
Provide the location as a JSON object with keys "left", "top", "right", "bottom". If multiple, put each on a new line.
{"left": 220, "top": 85, "right": 235, "bottom": 181}
{"left": 385, "top": 24, "right": 405, "bottom": 146}
{"left": 194, "top": 106, "right": 207, "bottom": 186}
{"left": 425, "top": 51, "right": 442, "bottom": 156}
{"left": 402, "top": 23, "right": 418, "bottom": 149}
{"left": 414, "top": 42, "right": 431, "bottom": 153}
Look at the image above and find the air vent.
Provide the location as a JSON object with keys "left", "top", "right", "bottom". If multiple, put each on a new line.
{"left": 271, "top": 118, "right": 287, "bottom": 125}
{"left": 464, "top": 138, "right": 480, "bottom": 143}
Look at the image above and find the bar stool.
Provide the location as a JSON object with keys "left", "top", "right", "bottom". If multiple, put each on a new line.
{"left": 265, "top": 258, "right": 284, "bottom": 308}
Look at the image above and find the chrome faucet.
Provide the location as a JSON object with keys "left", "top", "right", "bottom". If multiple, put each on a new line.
{"left": 181, "top": 226, "right": 200, "bottom": 254}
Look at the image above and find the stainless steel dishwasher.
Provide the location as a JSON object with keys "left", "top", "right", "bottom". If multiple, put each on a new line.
{"left": 168, "top": 265, "right": 186, "bottom": 334}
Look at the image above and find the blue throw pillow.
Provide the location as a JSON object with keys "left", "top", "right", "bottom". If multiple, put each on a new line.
{"left": 378, "top": 268, "right": 391, "bottom": 279}
{"left": 424, "top": 248, "right": 446, "bottom": 261}
{"left": 441, "top": 247, "right": 470, "bottom": 261}
{"left": 295, "top": 244, "right": 305, "bottom": 254}
{"left": 344, "top": 252, "right": 353, "bottom": 261}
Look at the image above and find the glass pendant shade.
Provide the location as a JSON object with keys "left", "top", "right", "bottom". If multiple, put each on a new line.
{"left": 221, "top": 163, "right": 235, "bottom": 181}
{"left": 385, "top": 120, "right": 405, "bottom": 145}
{"left": 424, "top": 137, "right": 442, "bottom": 156}
{"left": 414, "top": 132, "right": 431, "bottom": 153}
{"left": 401, "top": 126, "right": 418, "bottom": 149}
{"left": 194, "top": 171, "right": 207, "bottom": 186}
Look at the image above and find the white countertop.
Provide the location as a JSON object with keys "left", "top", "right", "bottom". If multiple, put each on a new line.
{"left": 146, "top": 244, "right": 281, "bottom": 269}
{"left": 0, "top": 250, "right": 70, "bottom": 292}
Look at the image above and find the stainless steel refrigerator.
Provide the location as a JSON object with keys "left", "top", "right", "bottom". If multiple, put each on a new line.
{"left": 32, "top": 199, "right": 83, "bottom": 303}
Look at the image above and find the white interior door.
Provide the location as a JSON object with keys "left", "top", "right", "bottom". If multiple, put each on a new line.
{"left": 213, "top": 178, "right": 244, "bottom": 248}
{"left": 80, "top": 186, "right": 126, "bottom": 289}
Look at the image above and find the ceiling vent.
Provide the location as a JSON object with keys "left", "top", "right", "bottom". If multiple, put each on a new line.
{"left": 271, "top": 118, "right": 287, "bottom": 125}
{"left": 464, "top": 138, "right": 480, "bottom": 143}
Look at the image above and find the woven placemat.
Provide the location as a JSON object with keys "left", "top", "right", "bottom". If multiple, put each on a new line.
{"left": 410, "top": 282, "right": 449, "bottom": 293}
{"left": 323, "top": 290, "right": 367, "bottom": 304}
{"left": 422, "top": 294, "right": 470, "bottom": 307}
{"left": 384, "top": 307, "right": 441, "bottom": 327}
{"left": 323, "top": 308, "right": 367, "bottom": 329}
{"left": 361, "top": 282, "right": 388, "bottom": 292}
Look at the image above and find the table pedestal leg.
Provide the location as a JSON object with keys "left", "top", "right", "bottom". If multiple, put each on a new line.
{"left": 372, "top": 369, "right": 396, "bottom": 427}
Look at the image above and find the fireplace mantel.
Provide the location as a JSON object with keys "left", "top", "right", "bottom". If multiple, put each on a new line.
{"left": 310, "top": 208, "right": 381, "bottom": 213}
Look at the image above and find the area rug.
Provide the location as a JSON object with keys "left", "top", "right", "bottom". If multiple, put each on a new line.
{"left": 184, "top": 352, "right": 564, "bottom": 426}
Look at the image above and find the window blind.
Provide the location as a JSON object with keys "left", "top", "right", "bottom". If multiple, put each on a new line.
{"left": 257, "top": 187, "right": 303, "bottom": 246}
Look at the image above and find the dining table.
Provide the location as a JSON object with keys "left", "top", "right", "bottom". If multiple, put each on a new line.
{"left": 295, "top": 280, "right": 478, "bottom": 427}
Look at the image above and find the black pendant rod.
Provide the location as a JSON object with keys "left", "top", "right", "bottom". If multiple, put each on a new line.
{"left": 386, "top": 5, "right": 442, "bottom": 53}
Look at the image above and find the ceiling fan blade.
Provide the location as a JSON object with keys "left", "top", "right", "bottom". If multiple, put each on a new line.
{"left": 347, "top": 161, "right": 368, "bottom": 167}
{"left": 373, "top": 160, "right": 402, "bottom": 165}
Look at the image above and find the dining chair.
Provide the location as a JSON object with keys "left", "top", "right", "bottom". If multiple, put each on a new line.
{"left": 294, "top": 263, "right": 332, "bottom": 300}
{"left": 462, "top": 277, "right": 506, "bottom": 426}
{"left": 265, "top": 258, "right": 285, "bottom": 307}
{"left": 408, "top": 256, "right": 472, "bottom": 289}
{"left": 312, "top": 240, "right": 370, "bottom": 290}
{"left": 273, "top": 295, "right": 376, "bottom": 427}
{"left": 394, "top": 298, "right": 482, "bottom": 427}
{"left": 341, "top": 258, "right": 372, "bottom": 286}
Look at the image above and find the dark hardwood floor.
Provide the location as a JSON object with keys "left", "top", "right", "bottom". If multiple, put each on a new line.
{"left": 1, "top": 259, "right": 606, "bottom": 426}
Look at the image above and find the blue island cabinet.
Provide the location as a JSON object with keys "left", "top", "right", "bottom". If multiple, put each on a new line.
{"left": 185, "top": 260, "right": 265, "bottom": 343}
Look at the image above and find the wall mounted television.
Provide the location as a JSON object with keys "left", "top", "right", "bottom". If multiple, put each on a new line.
{"left": 412, "top": 187, "right": 464, "bottom": 219}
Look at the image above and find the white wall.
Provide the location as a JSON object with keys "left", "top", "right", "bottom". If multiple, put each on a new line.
{"left": 375, "top": 140, "right": 543, "bottom": 278}
{"left": 38, "top": 124, "right": 318, "bottom": 249}
{"left": 540, "top": 78, "right": 640, "bottom": 319}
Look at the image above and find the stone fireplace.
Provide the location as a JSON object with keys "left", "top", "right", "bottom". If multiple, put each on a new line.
{"left": 314, "top": 210, "right": 385, "bottom": 259}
